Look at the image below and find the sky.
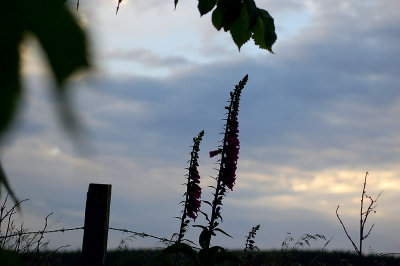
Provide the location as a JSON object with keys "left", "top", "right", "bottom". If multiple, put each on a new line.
{"left": 1, "top": 0, "right": 400, "bottom": 253}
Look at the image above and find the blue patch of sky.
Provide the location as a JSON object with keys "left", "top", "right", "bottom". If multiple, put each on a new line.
{"left": 276, "top": 9, "right": 311, "bottom": 41}
{"left": 92, "top": 1, "right": 312, "bottom": 78}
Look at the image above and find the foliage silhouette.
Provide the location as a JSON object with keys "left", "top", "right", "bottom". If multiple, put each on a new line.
{"left": 175, "top": 0, "right": 277, "bottom": 52}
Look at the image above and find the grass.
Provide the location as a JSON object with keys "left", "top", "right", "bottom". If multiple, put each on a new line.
{"left": 7, "top": 249, "right": 399, "bottom": 266}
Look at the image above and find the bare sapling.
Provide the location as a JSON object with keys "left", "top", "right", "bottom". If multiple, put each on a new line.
{"left": 336, "top": 172, "right": 382, "bottom": 266}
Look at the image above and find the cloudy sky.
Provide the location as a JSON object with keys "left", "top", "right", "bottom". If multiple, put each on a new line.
{"left": 1, "top": 0, "right": 400, "bottom": 253}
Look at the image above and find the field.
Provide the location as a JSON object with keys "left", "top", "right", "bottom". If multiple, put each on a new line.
{"left": 3, "top": 249, "right": 398, "bottom": 266}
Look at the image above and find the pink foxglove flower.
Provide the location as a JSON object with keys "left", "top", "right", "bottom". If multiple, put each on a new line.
{"left": 182, "top": 131, "right": 204, "bottom": 221}
{"left": 186, "top": 164, "right": 202, "bottom": 220}
{"left": 176, "top": 131, "right": 204, "bottom": 244}
{"left": 202, "top": 75, "right": 248, "bottom": 250}
{"left": 216, "top": 76, "right": 246, "bottom": 190}
{"left": 209, "top": 149, "right": 222, "bottom": 158}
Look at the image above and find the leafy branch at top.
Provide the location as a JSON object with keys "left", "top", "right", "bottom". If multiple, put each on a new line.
{"left": 175, "top": 0, "right": 277, "bottom": 52}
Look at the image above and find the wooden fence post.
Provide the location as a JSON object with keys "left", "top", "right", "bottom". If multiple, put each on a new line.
{"left": 81, "top": 183, "right": 112, "bottom": 266}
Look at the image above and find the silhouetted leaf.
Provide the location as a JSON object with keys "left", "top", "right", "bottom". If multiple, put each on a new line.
{"left": 198, "top": 0, "right": 217, "bottom": 16}
{"left": 199, "top": 210, "right": 210, "bottom": 222}
{"left": 197, "top": 0, "right": 277, "bottom": 53}
{"left": 219, "top": 0, "right": 243, "bottom": 32}
{"left": 211, "top": 5, "right": 224, "bottom": 30}
{"left": 252, "top": 8, "right": 277, "bottom": 53}
{"left": 230, "top": 5, "right": 251, "bottom": 51}
{"left": 199, "top": 228, "right": 209, "bottom": 249}
{"left": 193, "top": 225, "right": 207, "bottom": 230}
{"left": 209, "top": 246, "right": 225, "bottom": 258}
{"left": 202, "top": 200, "right": 213, "bottom": 207}
{"left": 215, "top": 228, "right": 233, "bottom": 238}
{"left": 244, "top": 0, "right": 258, "bottom": 30}
{"left": 252, "top": 17, "right": 266, "bottom": 49}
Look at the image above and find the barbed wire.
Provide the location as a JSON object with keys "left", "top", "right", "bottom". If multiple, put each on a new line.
{"left": 0, "top": 226, "right": 84, "bottom": 240}
{"left": 109, "top": 227, "right": 173, "bottom": 244}
{"left": 1, "top": 225, "right": 173, "bottom": 245}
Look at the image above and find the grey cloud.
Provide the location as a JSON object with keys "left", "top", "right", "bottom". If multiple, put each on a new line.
{"left": 104, "top": 48, "right": 190, "bottom": 68}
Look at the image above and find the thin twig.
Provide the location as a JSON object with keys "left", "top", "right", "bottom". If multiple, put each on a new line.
{"left": 336, "top": 172, "right": 383, "bottom": 266}
{"left": 336, "top": 205, "right": 360, "bottom": 254}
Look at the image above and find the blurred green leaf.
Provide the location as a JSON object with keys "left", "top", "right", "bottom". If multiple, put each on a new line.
{"left": 0, "top": 0, "right": 89, "bottom": 201}
{"left": 0, "top": 162, "right": 19, "bottom": 206}
{"left": 198, "top": 0, "right": 217, "bottom": 16}
{"left": 230, "top": 5, "right": 251, "bottom": 51}
{"left": 0, "top": 43, "right": 22, "bottom": 137}
{"left": 0, "top": 2, "right": 23, "bottom": 137}
{"left": 24, "top": 0, "right": 89, "bottom": 87}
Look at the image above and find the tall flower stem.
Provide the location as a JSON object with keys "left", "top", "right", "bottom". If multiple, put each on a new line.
{"left": 162, "top": 131, "right": 204, "bottom": 265}
{"left": 204, "top": 75, "right": 248, "bottom": 250}
{"left": 177, "top": 130, "right": 204, "bottom": 244}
